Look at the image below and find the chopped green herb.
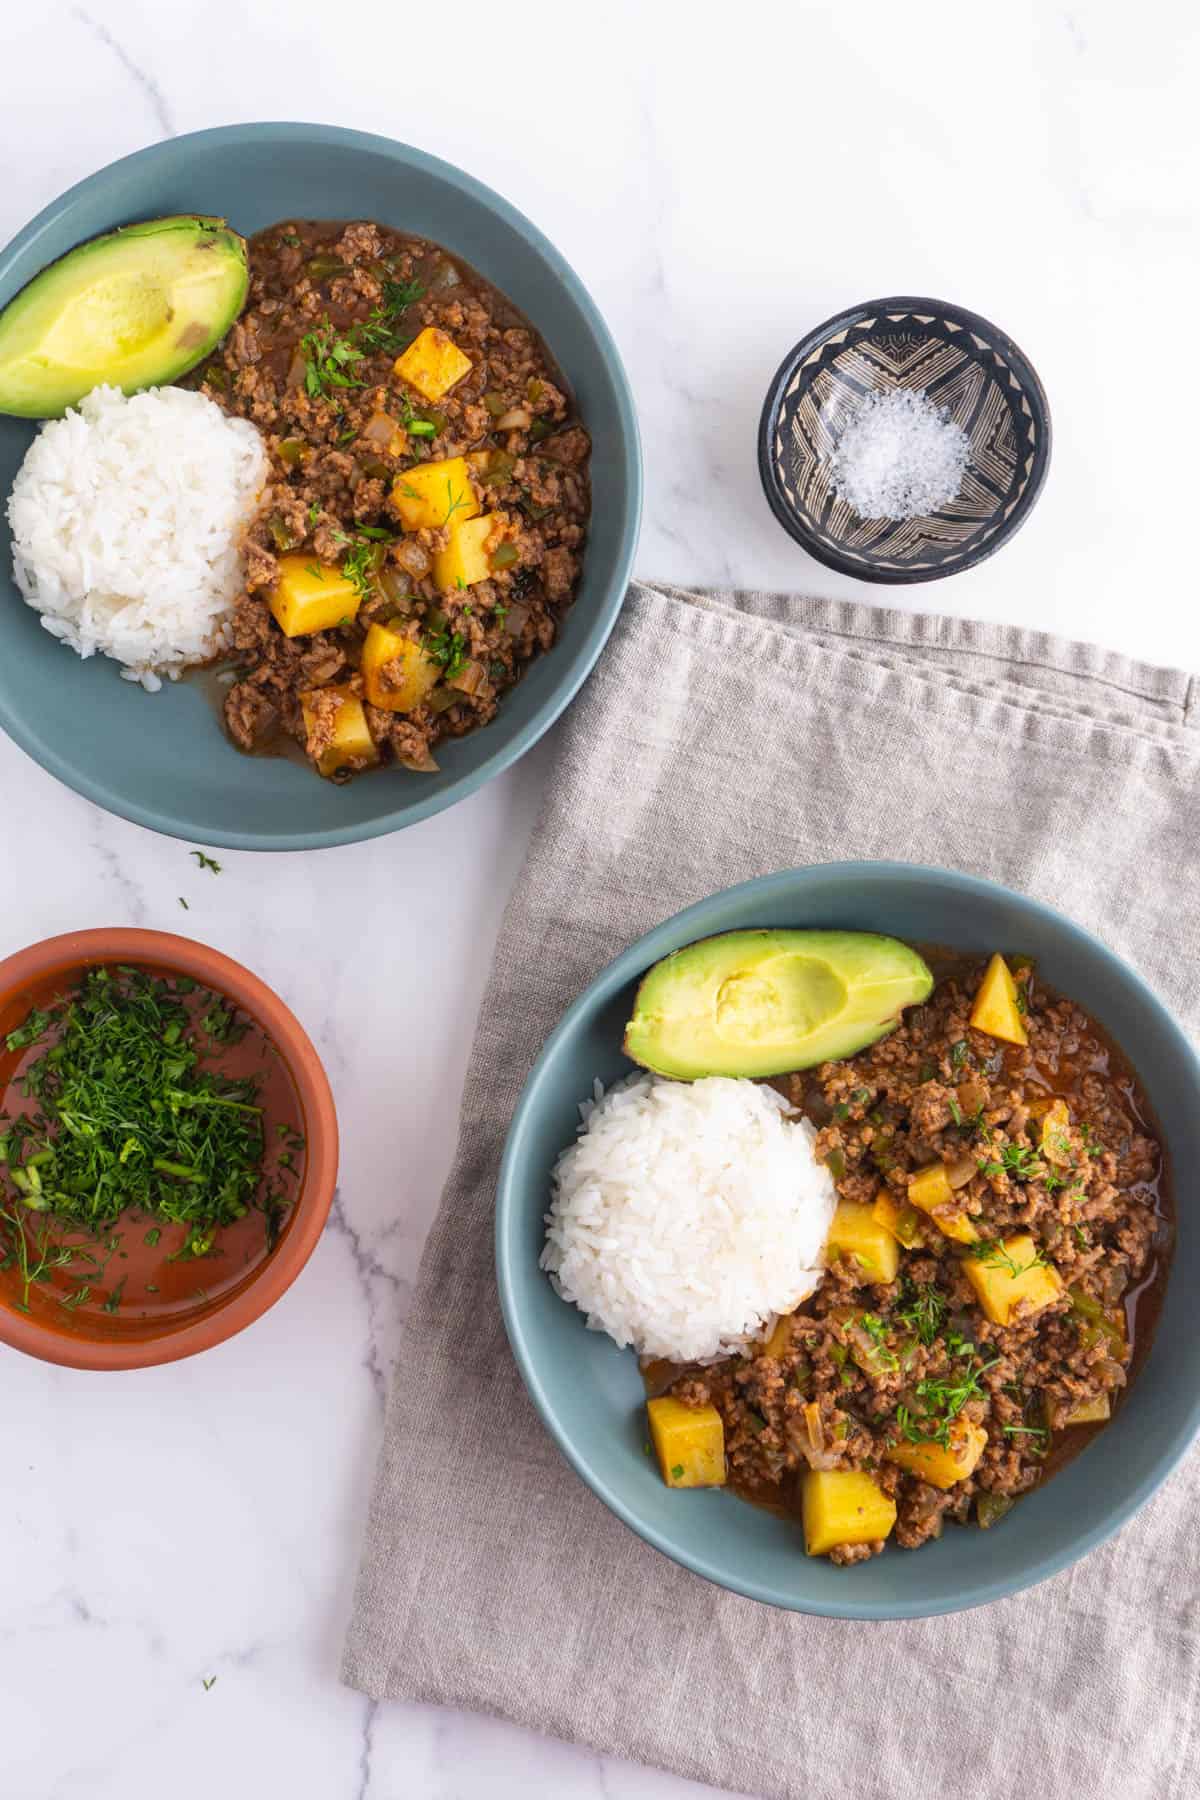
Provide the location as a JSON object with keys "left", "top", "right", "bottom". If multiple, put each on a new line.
{"left": 5, "top": 1008, "right": 51, "bottom": 1053}
{"left": 202, "top": 1675, "right": 218, "bottom": 1691}
{"left": 895, "top": 1353, "right": 1000, "bottom": 1448}
{"left": 670, "top": 1464, "right": 685, "bottom": 1479}
{"left": 143, "top": 1227, "right": 162, "bottom": 1247}
{"left": 299, "top": 316, "right": 365, "bottom": 399}
{"left": 338, "top": 528, "right": 393, "bottom": 602}
{"left": 0, "top": 970, "right": 286, "bottom": 1278}
{"left": 102, "top": 1276, "right": 126, "bottom": 1314}
{"left": 190, "top": 851, "right": 221, "bottom": 875}
{"left": 422, "top": 621, "right": 469, "bottom": 681}
{"left": 894, "top": 1282, "right": 946, "bottom": 1347}
{"left": 977, "top": 1141, "right": 1044, "bottom": 1183}
{"left": 178, "top": 897, "right": 189, "bottom": 910}
{"left": 972, "top": 1238, "right": 1049, "bottom": 1278}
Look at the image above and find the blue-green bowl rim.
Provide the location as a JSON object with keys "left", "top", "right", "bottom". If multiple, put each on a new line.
{"left": 496, "top": 861, "right": 1198, "bottom": 1619}
{"left": 0, "top": 122, "right": 643, "bottom": 851}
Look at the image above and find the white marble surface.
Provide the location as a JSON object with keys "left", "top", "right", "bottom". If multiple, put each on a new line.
{"left": 1, "top": 3, "right": 1198, "bottom": 1796}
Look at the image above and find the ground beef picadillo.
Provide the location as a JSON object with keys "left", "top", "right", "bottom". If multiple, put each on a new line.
{"left": 655, "top": 956, "right": 1170, "bottom": 1564}
{"left": 198, "top": 219, "right": 590, "bottom": 778}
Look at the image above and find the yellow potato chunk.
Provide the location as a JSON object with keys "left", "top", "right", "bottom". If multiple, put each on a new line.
{"left": 647, "top": 1396, "right": 726, "bottom": 1489}
{"left": 432, "top": 513, "right": 499, "bottom": 592}
{"left": 1040, "top": 1098, "right": 1073, "bottom": 1166}
{"left": 361, "top": 622, "right": 440, "bottom": 713}
{"left": 760, "top": 1313, "right": 794, "bottom": 1360}
{"left": 963, "top": 1234, "right": 1064, "bottom": 1326}
{"left": 802, "top": 1469, "right": 897, "bottom": 1557}
{"left": 826, "top": 1200, "right": 900, "bottom": 1284}
{"left": 269, "top": 555, "right": 361, "bottom": 638}
{"left": 1063, "top": 1393, "right": 1111, "bottom": 1426}
{"left": 390, "top": 456, "right": 479, "bottom": 531}
{"left": 969, "top": 953, "right": 1029, "bottom": 1046}
{"left": 872, "top": 1191, "right": 926, "bottom": 1249}
{"left": 907, "top": 1163, "right": 978, "bottom": 1244}
{"left": 299, "top": 685, "right": 377, "bottom": 778}
{"left": 393, "top": 326, "right": 472, "bottom": 402}
{"left": 886, "top": 1419, "right": 988, "bottom": 1489}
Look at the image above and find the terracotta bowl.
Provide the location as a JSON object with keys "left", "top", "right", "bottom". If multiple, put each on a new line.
{"left": 0, "top": 929, "right": 337, "bottom": 1370}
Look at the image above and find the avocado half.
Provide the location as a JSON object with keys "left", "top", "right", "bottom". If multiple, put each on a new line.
{"left": 0, "top": 215, "right": 249, "bottom": 417}
{"left": 624, "top": 929, "right": 934, "bottom": 1080}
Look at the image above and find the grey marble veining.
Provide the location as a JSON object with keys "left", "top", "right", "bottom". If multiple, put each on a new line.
{"left": 0, "top": 2, "right": 1197, "bottom": 1795}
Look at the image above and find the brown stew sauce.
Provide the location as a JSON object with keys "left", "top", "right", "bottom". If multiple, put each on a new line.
{"left": 643, "top": 949, "right": 1172, "bottom": 1523}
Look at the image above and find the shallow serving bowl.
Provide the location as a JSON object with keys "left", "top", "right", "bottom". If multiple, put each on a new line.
{"left": 0, "top": 124, "right": 641, "bottom": 851}
{"left": 496, "top": 863, "right": 1198, "bottom": 1619}
{"left": 758, "top": 296, "right": 1050, "bottom": 583}
{"left": 0, "top": 928, "right": 337, "bottom": 1370}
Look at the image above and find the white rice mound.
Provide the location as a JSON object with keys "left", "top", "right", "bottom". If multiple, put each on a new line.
{"left": 541, "top": 1073, "right": 838, "bottom": 1364}
{"left": 7, "top": 383, "right": 268, "bottom": 690}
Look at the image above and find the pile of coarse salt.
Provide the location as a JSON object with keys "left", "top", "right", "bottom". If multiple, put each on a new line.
{"left": 827, "top": 387, "right": 969, "bottom": 521}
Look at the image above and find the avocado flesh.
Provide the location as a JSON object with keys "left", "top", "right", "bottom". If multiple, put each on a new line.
{"left": 624, "top": 930, "right": 934, "bottom": 1081}
{"left": 0, "top": 215, "right": 248, "bottom": 417}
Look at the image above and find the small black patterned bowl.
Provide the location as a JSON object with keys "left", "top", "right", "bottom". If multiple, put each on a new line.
{"left": 758, "top": 295, "right": 1051, "bottom": 584}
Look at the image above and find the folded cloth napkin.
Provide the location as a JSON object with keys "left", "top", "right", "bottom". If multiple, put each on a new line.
{"left": 343, "top": 582, "right": 1200, "bottom": 1800}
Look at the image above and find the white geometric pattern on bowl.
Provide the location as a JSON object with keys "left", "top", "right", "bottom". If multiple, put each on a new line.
{"left": 771, "top": 308, "right": 1044, "bottom": 574}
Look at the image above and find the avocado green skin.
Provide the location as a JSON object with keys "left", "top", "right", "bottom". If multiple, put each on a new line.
{"left": 623, "top": 928, "right": 933, "bottom": 1080}
{"left": 0, "top": 214, "right": 248, "bottom": 417}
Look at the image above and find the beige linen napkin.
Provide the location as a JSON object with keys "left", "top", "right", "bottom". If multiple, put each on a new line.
{"left": 343, "top": 582, "right": 1200, "bottom": 1800}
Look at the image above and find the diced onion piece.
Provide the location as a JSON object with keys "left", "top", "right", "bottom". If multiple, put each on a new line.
{"left": 496, "top": 407, "right": 532, "bottom": 431}
{"left": 362, "top": 411, "right": 398, "bottom": 445}
{"left": 449, "top": 659, "right": 489, "bottom": 696}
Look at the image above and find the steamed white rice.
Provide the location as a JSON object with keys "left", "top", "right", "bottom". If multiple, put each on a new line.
{"left": 7, "top": 383, "right": 268, "bottom": 690}
{"left": 541, "top": 1074, "right": 837, "bottom": 1364}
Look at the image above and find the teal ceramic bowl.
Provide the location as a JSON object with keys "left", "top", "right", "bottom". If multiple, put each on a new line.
{"left": 0, "top": 124, "right": 641, "bottom": 850}
{"left": 497, "top": 863, "right": 1198, "bottom": 1619}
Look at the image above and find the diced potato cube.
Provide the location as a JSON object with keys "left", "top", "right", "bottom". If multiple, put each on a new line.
{"left": 873, "top": 1191, "right": 926, "bottom": 1249}
{"left": 886, "top": 1419, "right": 988, "bottom": 1489}
{"left": 1040, "top": 1098, "right": 1073, "bottom": 1166}
{"left": 963, "top": 1233, "right": 1063, "bottom": 1326}
{"left": 802, "top": 1469, "right": 897, "bottom": 1557}
{"left": 647, "top": 1396, "right": 726, "bottom": 1489}
{"left": 393, "top": 326, "right": 472, "bottom": 402}
{"left": 390, "top": 456, "right": 479, "bottom": 531}
{"left": 826, "top": 1201, "right": 900, "bottom": 1284}
{"left": 269, "top": 555, "right": 361, "bottom": 638}
{"left": 1063, "top": 1393, "right": 1111, "bottom": 1426}
{"left": 907, "top": 1163, "right": 978, "bottom": 1244}
{"left": 969, "top": 953, "right": 1029, "bottom": 1046}
{"left": 361, "top": 621, "right": 440, "bottom": 713}
{"left": 432, "top": 513, "right": 500, "bottom": 592}
{"left": 760, "top": 1313, "right": 794, "bottom": 1360}
{"left": 299, "top": 685, "right": 377, "bottom": 777}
